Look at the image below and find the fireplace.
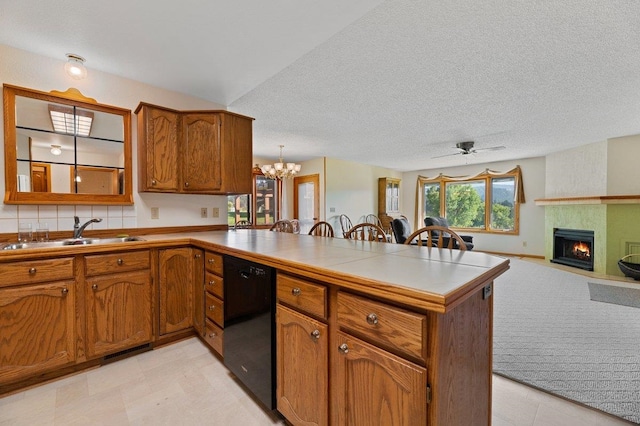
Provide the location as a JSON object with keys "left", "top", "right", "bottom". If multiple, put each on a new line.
{"left": 551, "top": 228, "right": 594, "bottom": 271}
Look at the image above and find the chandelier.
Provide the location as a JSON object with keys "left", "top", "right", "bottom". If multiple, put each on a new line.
{"left": 260, "top": 145, "right": 301, "bottom": 179}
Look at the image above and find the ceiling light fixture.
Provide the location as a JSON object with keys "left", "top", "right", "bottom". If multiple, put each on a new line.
{"left": 50, "top": 145, "right": 62, "bottom": 156}
{"left": 260, "top": 145, "right": 301, "bottom": 180}
{"left": 64, "top": 53, "right": 87, "bottom": 80}
{"left": 48, "top": 104, "right": 94, "bottom": 136}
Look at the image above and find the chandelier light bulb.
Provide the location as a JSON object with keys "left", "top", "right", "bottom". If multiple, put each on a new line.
{"left": 260, "top": 145, "right": 301, "bottom": 180}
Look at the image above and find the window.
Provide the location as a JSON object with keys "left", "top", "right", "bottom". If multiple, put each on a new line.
{"left": 417, "top": 166, "right": 523, "bottom": 234}
{"left": 227, "top": 167, "right": 281, "bottom": 227}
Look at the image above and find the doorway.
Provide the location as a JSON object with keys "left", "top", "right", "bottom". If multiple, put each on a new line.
{"left": 293, "top": 174, "right": 319, "bottom": 235}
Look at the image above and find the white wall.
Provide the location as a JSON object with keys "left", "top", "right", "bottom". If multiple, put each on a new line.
{"left": 545, "top": 140, "right": 608, "bottom": 198}
{"left": 606, "top": 134, "right": 640, "bottom": 195}
{"left": 325, "top": 157, "right": 401, "bottom": 235}
{"left": 0, "top": 44, "right": 231, "bottom": 235}
{"left": 401, "top": 157, "right": 546, "bottom": 256}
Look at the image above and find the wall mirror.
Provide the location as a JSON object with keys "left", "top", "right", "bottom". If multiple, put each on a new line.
{"left": 3, "top": 84, "right": 133, "bottom": 204}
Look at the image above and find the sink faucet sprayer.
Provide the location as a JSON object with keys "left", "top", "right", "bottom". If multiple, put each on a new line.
{"left": 73, "top": 216, "right": 103, "bottom": 239}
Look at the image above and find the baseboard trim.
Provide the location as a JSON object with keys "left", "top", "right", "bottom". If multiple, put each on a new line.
{"left": 476, "top": 250, "right": 545, "bottom": 260}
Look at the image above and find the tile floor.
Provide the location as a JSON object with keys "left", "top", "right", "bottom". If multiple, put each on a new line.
{"left": 0, "top": 337, "right": 634, "bottom": 426}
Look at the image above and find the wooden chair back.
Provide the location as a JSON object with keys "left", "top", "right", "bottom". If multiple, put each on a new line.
{"left": 308, "top": 221, "right": 334, "bottom": 237}
{"left": 290, "top": 219, "right": 301, "bottom": 234}
{"left": 344, "top": 223, "right": 388, "bottom": 242}
{"left": 270, "top": 220, "right": 294, "bottom": 233}
{"left": 403, "top": 225, "right": 468, "bottom": 250}
{"left": 339, "top": 214, "right": 353, "bottom": 237}
{"left": 234, "top": 220, "right": 252, "bottom": 229}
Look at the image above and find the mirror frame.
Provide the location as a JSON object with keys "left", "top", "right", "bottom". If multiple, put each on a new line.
{"left": 3, "top": 84, "right": 133, "bottom": 205}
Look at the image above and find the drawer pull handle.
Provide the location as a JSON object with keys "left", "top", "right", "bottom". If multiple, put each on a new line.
{"left": 208, "top": 258, "right": 215, "bottom": 264}
{"left": 209, "top": 305, "right": 215, "bottom": 311}
{"left": 291, "top": 287, "right": 301, "bottom": 296}
{"left": 338, "top": 343, "right": 349, "bottom": 354}
{"left": 209, "top": 332, "right": 217, "bottom": 338}
{"left": 151, "top": 179, "right": 157, "bottom": 185}
{"left": 311, "top": 329, "right": 321, "bottom": 340}
{"left": 29, "top": 267, "right": 37, "bottom": 274}
{"left": 195, "top": 254, "right": 202, "bottom": 259}
{"left": 209, "top": 280, "right": 215, "bottom": 286}
{"left": 117, "top": 258, "right": 124, "bottom": 265}
{"left": 61, "top": 288, "right": 69, "bottom": 296}
{"left": 366, "top": 313, "right": 379, "bottom": 325}
{"left": 92, "top": 284, "right": 98, "bottom": 291}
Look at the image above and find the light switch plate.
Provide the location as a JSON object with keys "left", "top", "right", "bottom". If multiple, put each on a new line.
{"left": 212, "top": 207, "right": 220, "bottom": 218}
{"left": 201, "top": 207, "right": 208, "bottom": 218}
{"left": 151, "top": 207, "right": 159, "bottom": 220}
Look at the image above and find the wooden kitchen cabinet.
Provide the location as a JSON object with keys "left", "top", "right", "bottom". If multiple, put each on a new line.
{"left": 135, "top": 104, "right": 180, "bottom": 192}
{"left": 158, "top": 247, "right": 195, "bottom": 335}
{"left": 84, "top": 251, "right": 152, "bottom": 359}
{"left": 276, "top": 305, "right": 328, "bottom": 426}
{"left": 0, "top": 280, "right": 76, "bottom": 385}
{"left": 333, "top": 331, "right": 427, "bottom": 425}
{"left": 202, "top": 251, "right": 224, "bottom": 355}
{"left": 135, "top": 102, "right": 253, "bottom": 195}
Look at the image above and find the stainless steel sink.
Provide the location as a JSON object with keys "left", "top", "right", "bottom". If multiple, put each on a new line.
{"left": 1, "top": 236, "right": 145, "bottom": 250}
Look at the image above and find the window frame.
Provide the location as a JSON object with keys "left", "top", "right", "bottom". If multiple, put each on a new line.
{"left": 227, "top": 167, "right": 282, "bottom": 228}
{"left": 417, "top": 167, "right": 522, "bottom": 235}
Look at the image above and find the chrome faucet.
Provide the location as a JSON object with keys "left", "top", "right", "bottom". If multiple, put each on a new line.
{"left": 73, "top": 216, "right": 103, "bottom": 239}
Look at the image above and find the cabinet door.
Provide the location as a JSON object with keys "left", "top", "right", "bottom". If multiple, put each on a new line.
{"left": 143, "top": 106, "right": 180, "bottom": 191}
{"left": 0, "top": 281, "right": 75, "bottom": 385}
{"left": 86, "top": 270, "right": 152, "bottom": 358}
{"left": 192, "top": 249, "right": 205, "bottom": 337}
{"left": 182, "top": 113, "right": 221, "bottom": 192}
{"left": 333, "top": 331, "right": 427, "bottom": 426}
{"left": 276, "top": 305, "right": 328, "bottom": 426}
{"left": 219, "top": 112, "right": 253, "bottom": 193}
{"left": 159, "top": 248, "right": 193, "bottom": 335}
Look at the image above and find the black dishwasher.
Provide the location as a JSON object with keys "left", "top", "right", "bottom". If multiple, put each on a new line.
{"left": 223, "top": 255, "right": 276, "bottom": 409}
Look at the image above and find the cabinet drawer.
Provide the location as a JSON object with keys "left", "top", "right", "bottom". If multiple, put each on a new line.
{"left": 0, "top": 257, "right": 74, "bottom": 287}
{"left": 204, "top": 319, "right": 224, "bottom": 356}
{"left": 84, "top": 250, "right": 150, "bottom": 276}
{"left": 205, "top": 272, "right": 224, "bottom": 299}
{"left": 205, "top": 252, "right": 223, "bottom": 276}
{"left": 337, "top": 292, "right": 426, "bottom": 360}
{"left": 205, "top": 292, "right": 224, "bottom": 327}
{"left": 277, "top": 274, "right": 327, "bottom": 319}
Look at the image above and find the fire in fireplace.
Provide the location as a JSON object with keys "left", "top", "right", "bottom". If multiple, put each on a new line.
{"left": 551, "top": 228, "right": 594, "bottom": 271}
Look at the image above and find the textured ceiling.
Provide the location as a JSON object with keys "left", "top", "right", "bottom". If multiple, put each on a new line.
{"left": 2, "top": 0, "right": 640, "bottom": 171}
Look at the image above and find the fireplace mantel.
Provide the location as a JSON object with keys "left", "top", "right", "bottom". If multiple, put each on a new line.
{"left": 535, "top": 195, "right": 640, "bottom": 206}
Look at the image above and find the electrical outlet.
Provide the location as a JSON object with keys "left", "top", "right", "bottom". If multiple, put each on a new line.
{"left": 201, "top": 207, "right": 208, "bottom": 218}
{"left": 522, "top": 241, "right": 527, "bottom": 247}
{"left": 212, "top": 207, "right": 220, "bottom": 218}
{"left": 329, "top": 207, "right": 336, "bottom": 213}
{"left": 151, "top": 207, "right": 159, "bottom": 220}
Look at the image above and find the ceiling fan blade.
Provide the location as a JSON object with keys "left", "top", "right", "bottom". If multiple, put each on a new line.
{"left": 431, "top": 151, "right": 463, "bottom": 159}
{"left": 473, "top": 145, "right": 506, "bottom": 153}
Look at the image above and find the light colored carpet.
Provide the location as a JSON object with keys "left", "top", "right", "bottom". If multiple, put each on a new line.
{"left": 493, "top": 258, "right": 640, "bottom": 424}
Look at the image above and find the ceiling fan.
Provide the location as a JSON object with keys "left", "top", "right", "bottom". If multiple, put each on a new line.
{"left": 432, "top": 141, "right": 506, "bottom": 159}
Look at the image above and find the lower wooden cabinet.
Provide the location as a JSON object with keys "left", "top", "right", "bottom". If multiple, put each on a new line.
{"left": 192, "top": 249, "right": 205, "bottom": 337}
{"left": 276, "top": 305, "right": 328, "bottom": 426}
{"left": 158, "top": 247, "right": 194, "bottom": 335}
{"left": 85, "top": 270, "right": 152, "bottom": 358}
{"left": 333, "top": 331, "right": 427, "bottom": 425}
{"left": 202, "top": 250, "right": 225, "bottom": 356}
{"left": 0, "top": 280, "right": 76, "bottom": 385}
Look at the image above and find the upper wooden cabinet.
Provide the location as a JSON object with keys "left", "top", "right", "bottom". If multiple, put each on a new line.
{"left": 135, "top": 103, "right": 253, "bottom": 195}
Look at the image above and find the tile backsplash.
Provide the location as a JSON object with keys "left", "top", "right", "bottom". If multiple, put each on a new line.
{"left": 0, "top": 205, "right": 137, "bottom": 238}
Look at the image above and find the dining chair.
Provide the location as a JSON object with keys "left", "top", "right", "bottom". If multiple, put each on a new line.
{"left": 339, "top": 214, "right": 353, "bottom": 238}
{"left": 270, "top": 220, "right": 294, "bottom": 233}
{"left": 234, "top": 220, "right": 252, "bottom": 229}
{"left": 290, "top": 219, "right": 301, "bottom": 234}
{"left": 403, "top": 225, "right": 468, "bottom": 250}
{"left": 308, "top": 221, "right": 335, "bottom": 237}
{"left": 365, "top": 213, "right": 391, "bottom": 242}
{"left": 344, "top": 223, "right": 388, "bottom": 242}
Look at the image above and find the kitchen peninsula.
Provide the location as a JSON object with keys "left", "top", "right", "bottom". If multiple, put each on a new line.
{"left": 0, "top": 230, "right": 509, "bottom": 426}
